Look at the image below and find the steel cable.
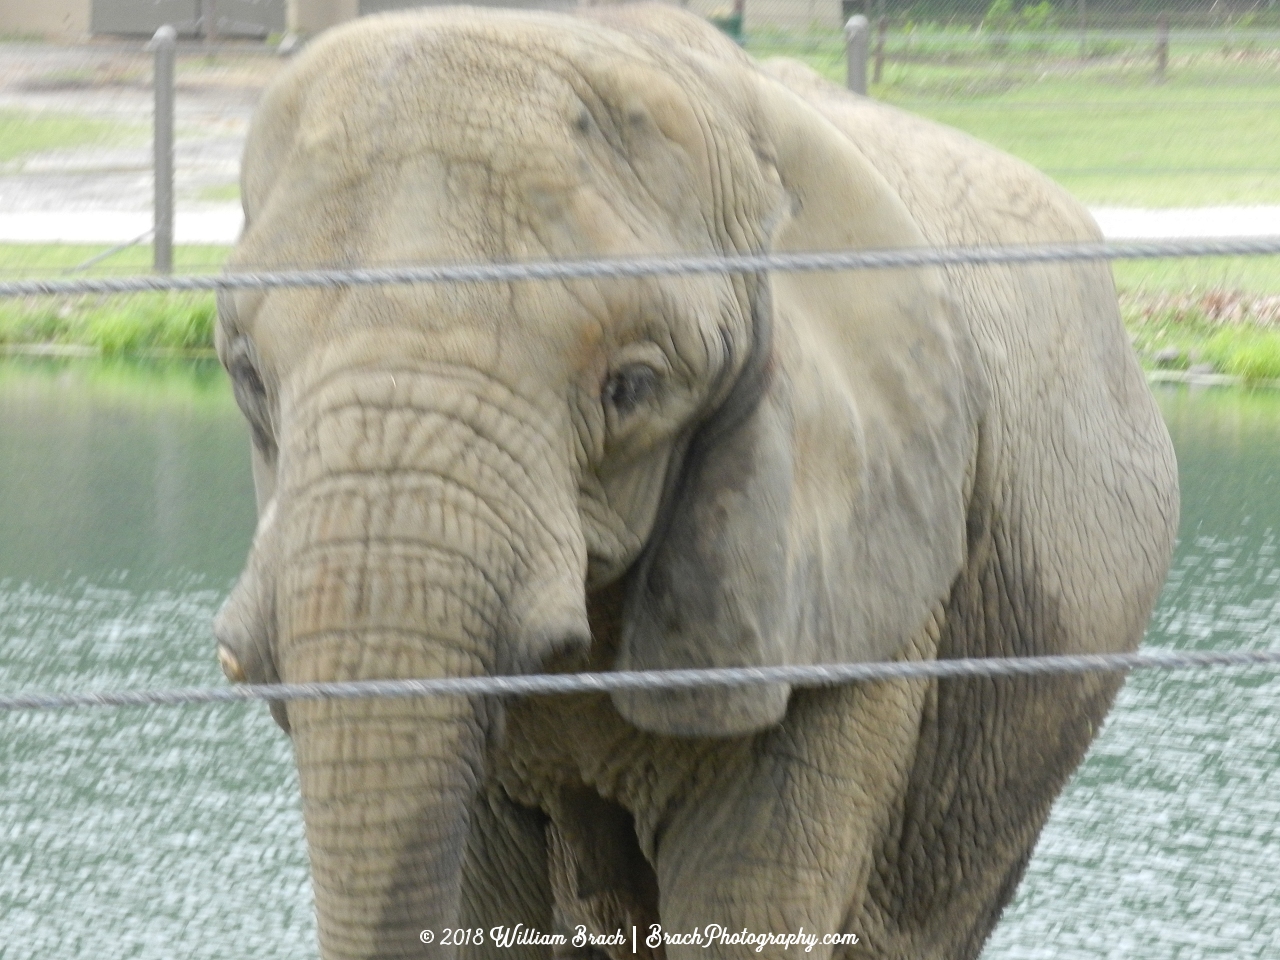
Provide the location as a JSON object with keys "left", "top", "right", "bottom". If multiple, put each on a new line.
{"left": 2, "top": 236, "right": 1280, "bottom": 299}
{"left": 1, "top": 649, "right": 1277, "bottom": 713}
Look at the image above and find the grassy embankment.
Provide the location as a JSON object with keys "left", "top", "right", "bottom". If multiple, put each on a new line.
{"left": 0, "top": 244, "right": 226, "bottom": 354}
{"left": 3, "top": 42, "right": 1280, "bottom": 377}
{"left": 0, "top": 110, "right": 221, "bottom": 354}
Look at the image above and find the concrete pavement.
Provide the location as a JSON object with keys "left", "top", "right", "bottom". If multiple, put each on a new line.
{"left": 1090, "top": 207, "right": 1280, "bottom": 242}
{"left": 0, "top": 208, "right": 241, "bottom": 244}
{"left": 1, "top": 205, "right": 1279, "bottom": 246}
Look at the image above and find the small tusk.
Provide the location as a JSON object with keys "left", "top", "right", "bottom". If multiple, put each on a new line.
{"left": 217, "top": 643, "right": 247, "bottom": 684}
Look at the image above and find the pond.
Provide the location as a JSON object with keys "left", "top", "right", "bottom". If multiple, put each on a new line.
{"left": 0, "top": 358, "right": 1276, "bottom": 959}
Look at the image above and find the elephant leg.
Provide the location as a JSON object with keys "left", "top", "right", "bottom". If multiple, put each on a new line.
{"left": 650, "top": 648, "right": 936, "bottom": 960}
{"left": 460, "top": 784, "right": 555, "bottom": 960}
{"left": 547, "top": 787, "right": 662, "bottom": 960}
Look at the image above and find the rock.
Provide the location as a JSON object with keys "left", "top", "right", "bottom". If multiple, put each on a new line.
{"left": 1189, "top": 363, "right": 1217, "bottom": 376}
{"left": 1154, "top": 347, "right": 1182, "bottom": 366}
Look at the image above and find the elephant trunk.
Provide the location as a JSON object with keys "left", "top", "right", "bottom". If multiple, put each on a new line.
{"left": 267, "top": 369, "right": 588, "bottom": 960}
{"left": 291, "top": 685, "right": 483, "bottom": 958}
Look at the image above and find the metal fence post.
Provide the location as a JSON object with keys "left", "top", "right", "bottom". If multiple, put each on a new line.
{"left": 194, "top": 0, "right": 213, "bottom": 42}
{"left": 845, "top": 15, "right": 869, "bottom": 95}
{"left": 1155, "top": 12, "right": 1170, "bottom": 81}
{"left": 873, "top": 15, "right": 886, "bottom": 84}
{"left": 151, "top": 25, "right": 176, "bottom": 275}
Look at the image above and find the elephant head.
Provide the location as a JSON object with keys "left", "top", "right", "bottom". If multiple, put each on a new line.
{"left": 213, "top": 7, "right": 978, "bottom": 957}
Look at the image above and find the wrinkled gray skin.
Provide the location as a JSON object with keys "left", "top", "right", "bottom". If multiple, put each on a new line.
{"left": 212, "top": 6, "right": 1179, "bottom": 960}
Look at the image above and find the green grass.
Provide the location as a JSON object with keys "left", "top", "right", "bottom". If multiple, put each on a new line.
{"left": 1114, "top": 257, "right": 1280, "bottom": 297}
{"left": 0, "top": 244, "right": 228, "bottom": 356}
{"left": 198, "top": 183, "right": 241, "bottom": 203}
{"left": 0, "top": 243, "right": 229, "bottom": 274}
{"left": 898, "top": 82, "right": 1280, "bottom": 206}
{"left": 0, "top": 291, "right": 219, "bottom": 355}
{"left": 1124, "top": 294, "right": 1280, "bottom": 383}
{"left": 1205, "top": 328, "right": 1280, "bottom": 382}
{"left": 0, "top": 109, "right": 143, "bottom": 163}
{"left": 746, "top": 33, "right": 1280, "bottom": 207}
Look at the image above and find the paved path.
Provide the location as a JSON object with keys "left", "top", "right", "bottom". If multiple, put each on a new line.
{"left": 0, "top": 209, "right": 241, "bottom": 244}
{"left": 1, "top": 205, "right": 1278, "bottom": 246}
{"left": 1090, "top": 207, "right": 1280, "bottom": 242}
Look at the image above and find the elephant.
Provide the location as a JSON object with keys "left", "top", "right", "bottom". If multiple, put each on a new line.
{"left": 211, "top": 5, "right": 1179, "bottom": 960}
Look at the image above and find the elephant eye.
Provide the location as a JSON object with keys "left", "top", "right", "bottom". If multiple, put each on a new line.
{"left": 603, "top": 364, "right": 658, "bottom": 418}
{"left": 227, "top": 338, "right": 277, "bottom": 458}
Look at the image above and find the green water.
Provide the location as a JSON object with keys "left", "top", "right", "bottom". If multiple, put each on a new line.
{"left": 0, "top": 358, "right": 307, "bottom": 956}
{"left": 1, "top": 360, "right": 1276, "bottom": 958}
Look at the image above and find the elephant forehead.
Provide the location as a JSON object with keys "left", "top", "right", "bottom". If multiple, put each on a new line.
{"left": 276, "top": 13, "right": 682, "bottom": 176}
{"left": 242, "top": 11, "right": 742, "bottom": 249}
{"left": 232, "top": 12, "right": 757, "bottom": 376}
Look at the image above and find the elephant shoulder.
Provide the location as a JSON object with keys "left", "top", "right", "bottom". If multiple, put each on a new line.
{"left": 758, "top": 59, "right": 1100, "bottom": 250}
{"left": 754, "top": 59, "right": 1141, "bottom": 417}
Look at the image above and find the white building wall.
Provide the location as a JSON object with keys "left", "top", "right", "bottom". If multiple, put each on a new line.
{"left": 0, "top": 0, "right": 92, "bottom": 39}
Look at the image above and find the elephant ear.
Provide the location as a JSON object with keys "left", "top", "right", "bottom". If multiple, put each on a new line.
{"left": 612, "top": 57, "right": 979, "bottom": 738}
{"left": 614, "top": 274, "right": 795, "bottom": 737}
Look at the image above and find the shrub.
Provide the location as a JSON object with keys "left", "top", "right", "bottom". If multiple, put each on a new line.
{"left": 983, "top": 0, "right": 1058, "bottom": 52}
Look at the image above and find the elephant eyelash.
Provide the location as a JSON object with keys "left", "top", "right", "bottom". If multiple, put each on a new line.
{"left": 603, "top": 364, "right": 659, "bottom": 419}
